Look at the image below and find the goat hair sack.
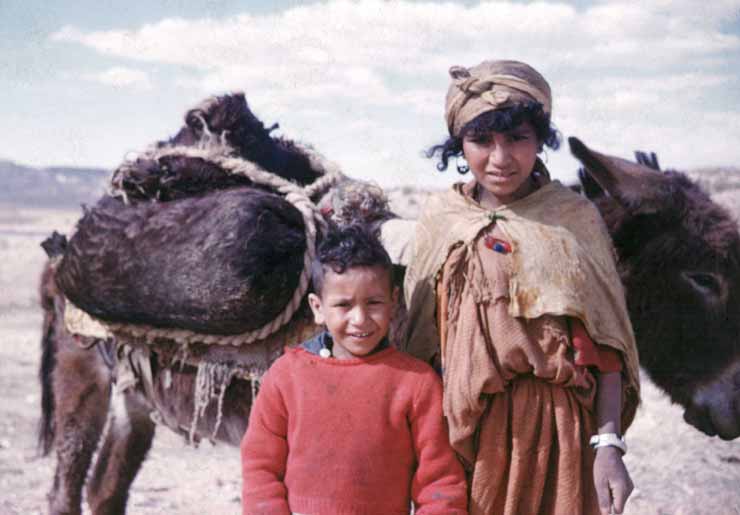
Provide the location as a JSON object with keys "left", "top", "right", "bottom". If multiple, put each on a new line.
{"left": 56, "top": 187, "right": 306, "bottom": 335}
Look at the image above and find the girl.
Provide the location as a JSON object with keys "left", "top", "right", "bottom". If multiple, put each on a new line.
{"left": 403, "top": 60, "right": 640, "bottom": 515}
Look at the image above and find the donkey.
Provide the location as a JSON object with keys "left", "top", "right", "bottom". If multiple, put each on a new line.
{"left": 37, "top": 92, "right": 329, "bottom": 515}
{"left": 570, "top": 137, "right": 740, "bottom": 440}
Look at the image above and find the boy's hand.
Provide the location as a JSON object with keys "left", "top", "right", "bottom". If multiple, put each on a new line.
{"left": 593, "top": 446, "right": 633, "bottom": 514}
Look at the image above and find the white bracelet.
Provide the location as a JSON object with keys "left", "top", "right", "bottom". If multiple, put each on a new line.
{"left": 589, "top": 433, "right": 627, "bottom": 455}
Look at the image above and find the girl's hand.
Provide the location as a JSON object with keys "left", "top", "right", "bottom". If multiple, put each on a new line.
{"left": 593, "top": 446, "right": 633, "bottom": 514}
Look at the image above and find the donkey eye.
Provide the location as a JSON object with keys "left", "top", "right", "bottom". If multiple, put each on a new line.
{"left": 682, "top": 271, "right": 723, "bottom": 298}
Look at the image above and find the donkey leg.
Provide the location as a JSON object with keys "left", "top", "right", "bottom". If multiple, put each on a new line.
{"left": 85, "top": 387, "right": 156, "bottom": 515}
{"left": 47, "top": 342, "right": 111, "bottom": 515}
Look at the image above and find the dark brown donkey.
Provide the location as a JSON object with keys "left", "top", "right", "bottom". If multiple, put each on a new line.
{"left": 38, "top": 92, "right": 324, "bottom": 515}
{"left": 570, "top": 137, "right": 740, "bottom": 440}
{"left": 37, "top": 138, "right": 740, "bottom": 515}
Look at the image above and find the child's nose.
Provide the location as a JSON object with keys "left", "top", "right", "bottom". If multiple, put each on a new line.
{"left": 488, "top": 142, "right": 512, "bottom": 167}
{"left": 350, "top": 307, "right": 368, "bottom": 324}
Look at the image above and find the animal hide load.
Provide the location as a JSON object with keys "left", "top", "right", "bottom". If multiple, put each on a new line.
{"left": 55, "top": 93, "right": 341, "bottom": 338}
{"left": 58, "top": 189, "right": 306, "bottom": 334}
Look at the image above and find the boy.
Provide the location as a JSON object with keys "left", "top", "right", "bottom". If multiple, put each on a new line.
{"left": 241, "top": 224, "right": 468, "bottom": 515}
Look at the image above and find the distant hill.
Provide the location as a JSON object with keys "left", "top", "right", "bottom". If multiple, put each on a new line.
{"left": 0, "top": 159, "right": 109, "bottom": 208}
{"left": 0, "top": 156, "right": 736, "bottom": 213}
{"left": 684, "top": 166, "right": 740, "bottom": 195}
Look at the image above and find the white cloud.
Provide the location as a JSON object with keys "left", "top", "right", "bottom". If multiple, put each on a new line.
{"left": 82, "top": 66, "right": 153, "bottom": 90}
{"left": 50, "top": 2, "right": 740, "bottom": 74}
{"left": 46, "top": 0, "right": 740, "bottom": 185}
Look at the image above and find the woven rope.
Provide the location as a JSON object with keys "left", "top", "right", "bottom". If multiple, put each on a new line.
{"left": 103, "top": 140, "right": 345, "bottom": 346}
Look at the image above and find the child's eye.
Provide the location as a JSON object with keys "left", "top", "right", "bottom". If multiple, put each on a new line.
{"left": 508, "top": 133, "right": 528, "bottom": 142}
{"left": 468, "top": 135, "right": 492, "bottom": 144}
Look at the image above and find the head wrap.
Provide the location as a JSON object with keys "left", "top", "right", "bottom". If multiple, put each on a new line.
{"left": 445, "top": 60, "right": 552, "bottom": 137}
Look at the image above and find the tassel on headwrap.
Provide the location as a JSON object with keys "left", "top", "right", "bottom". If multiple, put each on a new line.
{"left": 445, "top": 60, "right": 552, "bottom": 137}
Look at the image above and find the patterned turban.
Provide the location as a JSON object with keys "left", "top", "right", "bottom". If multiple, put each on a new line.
{"left": 445, "top": 60, "right": 552, "bottom": 137}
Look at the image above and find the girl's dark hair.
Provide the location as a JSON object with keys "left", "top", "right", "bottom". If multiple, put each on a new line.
{"left": 427, "top": 101, "right": 561, "bottom": 174}
{"left": 311, "top": 224, "right": 393, "bottom": 295}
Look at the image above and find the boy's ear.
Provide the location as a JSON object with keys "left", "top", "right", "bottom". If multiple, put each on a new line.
{"left": 391, "top": 286, "right": 399, "bottom": 307}
{"left": 307, "top": 292, "right": 325, "bottom": 325}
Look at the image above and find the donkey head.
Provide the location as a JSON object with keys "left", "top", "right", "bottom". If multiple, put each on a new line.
{"left": 570, "top": 137, "right": 740, "bottom": 440}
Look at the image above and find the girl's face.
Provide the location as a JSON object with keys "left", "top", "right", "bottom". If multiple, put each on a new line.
{"left": 462, "top": 120, "right": 540, "bottom": 208}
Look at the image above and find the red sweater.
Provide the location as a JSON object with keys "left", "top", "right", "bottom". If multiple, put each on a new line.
{"left": 241, "top": 345, "right": 468, "bottom": 515}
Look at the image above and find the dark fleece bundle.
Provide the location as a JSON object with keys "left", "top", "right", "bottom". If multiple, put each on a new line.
{"left": 55, "top": 94, "right": 317, "bottom": 335}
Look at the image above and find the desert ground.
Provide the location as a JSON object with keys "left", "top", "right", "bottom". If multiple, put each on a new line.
{"left": 1, "top": 196, "right": 739, "bottom": 515}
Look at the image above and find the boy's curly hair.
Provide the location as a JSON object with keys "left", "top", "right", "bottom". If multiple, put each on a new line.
{"left": 311, "top": 224, "right": 393, "bottom": 295}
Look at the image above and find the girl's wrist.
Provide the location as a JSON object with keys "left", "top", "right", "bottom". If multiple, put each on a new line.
{"left": 595, "top": 445, "right": 624, "bottom": 456}
{"left": 590, "top": 433, "right": 627, "bottom": 455}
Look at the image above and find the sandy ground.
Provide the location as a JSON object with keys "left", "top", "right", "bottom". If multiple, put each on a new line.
{"left": 1, "top": 204, "right": 740, "bottom": 515}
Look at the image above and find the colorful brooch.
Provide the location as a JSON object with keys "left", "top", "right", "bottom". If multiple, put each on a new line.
{"left": 484, "top": 235, "right": 512, "bottom": 254}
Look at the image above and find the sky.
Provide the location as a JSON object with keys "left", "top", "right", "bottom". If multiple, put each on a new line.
{"left": 3, "top": 0, "right": 740, "bottom": 189}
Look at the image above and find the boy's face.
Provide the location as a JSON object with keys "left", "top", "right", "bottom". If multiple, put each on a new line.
{"left": 308, "top": 265, "right": 397, "bottom": 360}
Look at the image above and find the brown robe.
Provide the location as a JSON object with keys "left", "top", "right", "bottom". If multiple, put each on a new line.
{"left": 438, "top": 228, "right": 601, "bottom": 515}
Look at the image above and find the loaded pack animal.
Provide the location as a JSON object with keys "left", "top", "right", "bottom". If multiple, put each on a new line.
{"left": 37, "top": 94, "right": 740, "bottom": 515}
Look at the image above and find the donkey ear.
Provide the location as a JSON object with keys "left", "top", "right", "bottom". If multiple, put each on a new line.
{"left": 576, "top": 166, "right": 604, "bottom": 200}
{"left": 568, "top": 137, "right": 664, "bottom": 214}
{"left": 41, "top": 231, "right": 68, "bottom": 258}
{"left": 634, "top": 150, "right": 661, "bottom": 171}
